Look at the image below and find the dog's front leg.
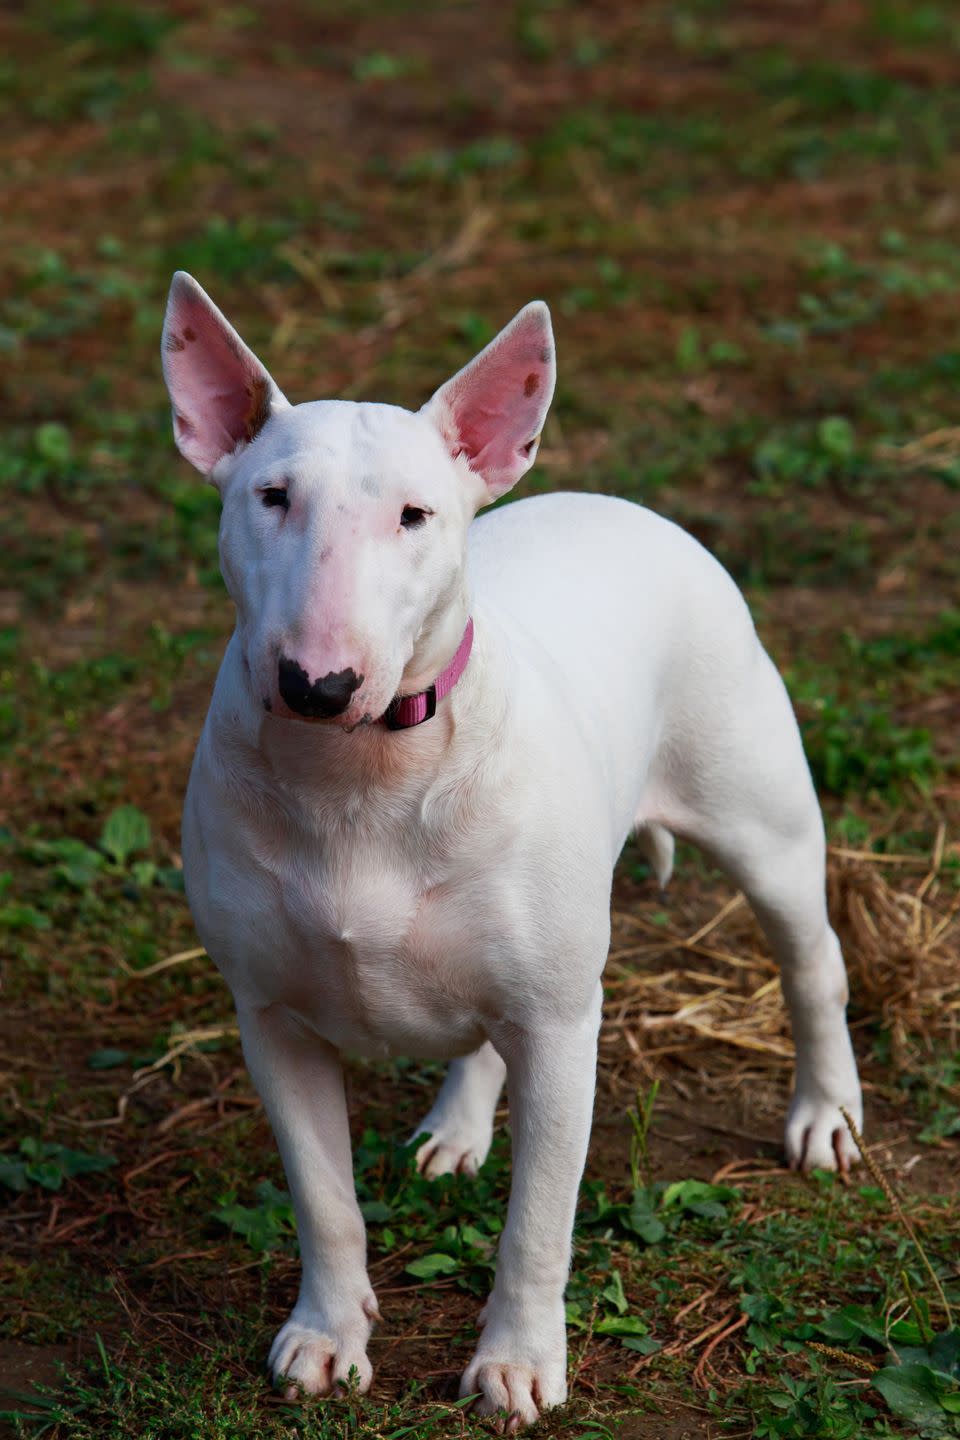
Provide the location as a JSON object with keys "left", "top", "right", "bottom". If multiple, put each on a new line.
{"left": 237, "top": 1004, "right": 378, "bottom": 1397}
{"left": 462, "top": 992, "right": 602, "bottom": 1426}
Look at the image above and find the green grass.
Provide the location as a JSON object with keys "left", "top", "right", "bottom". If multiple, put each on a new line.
{"left": 4, "top": 1102, "right": 958, "bottom": 1436}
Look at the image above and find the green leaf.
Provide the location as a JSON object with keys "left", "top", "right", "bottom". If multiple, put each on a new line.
{"left": 919, "top": 1105, "right": 960, "bottom": 1144}
{"left": 99, "top": 805, "right": 151, "bottom": 866}
{"left": 87, "top": 1048, "right": 130, "bottom": 1070}
{"left": 661, "top": 1179, "right": 740, "bottom": 1218}
{"left": 353, "top": 51, "right": 411, "bottom": 81}
{"left": 600, "top": 1269, "right": 628, "bottom": 1315}
{"left": 817, "top": 415, "right": 856, "bottom": 461}
{"left": 34, "top": 421, "right": 72, "bottom": 469}
{"left": 931, "top": 1330, "right": 960, "bottom": 1380}
{"left": 4, "top": 1139, "right": 115, "bottom": 1192}
{"left": 131, "top": 860, "right": 156, "bottom": 888}
{"left": 676, "top": 324, "right": 702, "bottom": 372}
{"left": 596, "top": 1314, "right": 650, "bottom": 1337}
{"left": 873, "top": 1361, "right": 958, "bottom": 1427}
{"left": 405, "top": 1252, "right": 459, "bottom": 1278}
{"left": 0, "top": 1156, "right": 28, "bottom": 1192}
{"left": 627, "top": 1188, "right": 667, "bottom": 1243}
{"left": 359, "top": 1199, "right": 392, "bottom": 1223}
{"left": 46, "top": 838, "right": 104, "bottom": 890}
{"left": 818, "top": 1305, "right": 887, "bottom": 1346}
{"left": 213, "top": 1181, "right": 295, "bottom": 1253}
{"left": 621, "top": 1335, "right": 662, "bottom": 1355}
{"left": 27, "top": 1160, "right": 68, "bottom": 1191}
{"left": 0, "top": 903, "right": 51, "bottom": 931}
{"left": 459, "top": 1225, "right": 492, "bottom": 1249}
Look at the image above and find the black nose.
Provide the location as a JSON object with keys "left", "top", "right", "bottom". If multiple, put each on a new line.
{"left": 278, "top": 658, "right": 363, "bottom": 718}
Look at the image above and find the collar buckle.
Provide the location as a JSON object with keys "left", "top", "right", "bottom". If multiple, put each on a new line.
{"left": 383, "top": 682, "right": 437, "bottom": 731}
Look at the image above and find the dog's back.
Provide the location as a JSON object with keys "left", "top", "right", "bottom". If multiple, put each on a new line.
{"left": 469, "top": 490, "right": 763, "bottom": 849}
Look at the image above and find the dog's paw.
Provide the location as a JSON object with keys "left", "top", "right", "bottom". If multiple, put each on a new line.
{"left": 268, "top": 1315, "right": 374, "bottom": 1399}
{"left": 460, "top": 1359, "right": 567, "bottom": 1430}
{"left": 785, "top": 1088, "right": 862, "bottom": 1175}
{"left": 412, "top": 1120, "right": 493, "bottom": 1179}
{"left": 460, "top": 1300, "right": 567, "bottom": 1429}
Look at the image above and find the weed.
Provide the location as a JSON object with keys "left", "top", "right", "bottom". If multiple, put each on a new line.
{"left": 0, "top": 1138, "right": 115, "bottom": 1194}
{"left": 778, "top": 1112, "right": 960, "bottom": 1433}
{"left": 627, "top": 1081, "right": 660, "bottom": 1191}
{"left": 352, "top": 52, "right": 416, "bottom": 83}
{"left": 792, "top": 681, "right": 937, "bottom": 799}
{"left": 750, "top": 416, "right": 872, "bottom": 497}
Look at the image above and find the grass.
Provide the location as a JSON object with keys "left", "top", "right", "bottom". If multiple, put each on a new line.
{"left": 3, "top": 1103, "right": 957, "bottom": 1436}
{"left": 1, "top": 0, "right": 959, "bottom": 1436}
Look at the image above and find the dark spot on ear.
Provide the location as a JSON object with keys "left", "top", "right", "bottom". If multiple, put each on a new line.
{"left": 523, "top": 372, "right": 540, "bottom": 398}
{"left": 165, "top": 332, "right": 186, "bottom": 353}
{"left": 183, "top": 326, "right": 197, "bottom": 342}
{"left": 539, "top": 346, "right": 552, "bottom": 365}
{"left": 243, "top": 375, "right": 273, "bottom": 443}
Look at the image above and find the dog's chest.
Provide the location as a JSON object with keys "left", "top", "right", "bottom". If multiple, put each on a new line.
{"left": 227, "top": 834, "right": 491, "bottom": 1060}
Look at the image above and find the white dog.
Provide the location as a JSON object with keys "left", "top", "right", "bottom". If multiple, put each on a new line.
{"left": 162, "top": 273, "right": 863, "bottom": 1426}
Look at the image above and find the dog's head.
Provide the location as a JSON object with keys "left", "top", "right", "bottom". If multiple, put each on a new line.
{"left": 161, "top": 273, "right": 555, "bottom": 729}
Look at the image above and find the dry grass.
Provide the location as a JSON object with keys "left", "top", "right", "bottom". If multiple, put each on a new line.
{"left": 601, "top": 838, "right": 960, "bottom": 1088}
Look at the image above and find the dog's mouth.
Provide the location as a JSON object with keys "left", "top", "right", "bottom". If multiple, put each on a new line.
{"left": 263, "top": 697, "right": 378, "bottom": 732}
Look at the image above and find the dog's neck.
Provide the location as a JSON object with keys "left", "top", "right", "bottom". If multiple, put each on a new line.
{"left": 214, "top": 593, "right": 502, "bottom": 813}
{"left": 395, "top": 585, "right": 472, "bottom": 699}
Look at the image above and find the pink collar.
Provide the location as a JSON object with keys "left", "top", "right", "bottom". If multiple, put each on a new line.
{"left": 383, "top": 619, "right": 474, "bottom": 730}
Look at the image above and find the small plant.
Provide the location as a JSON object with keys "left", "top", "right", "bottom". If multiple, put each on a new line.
{"left": 786, "top": 1110, "right": 960, "bottom": 1433}
{"left": 628, "top": 1079, "right": 659, "bottom": 1190}
{"left": 213, "top": 1180, "right": 296, "bottom": 1254}
{"left": 792, "top": 679, "right": 937, "bottom": 799}
{"left": 0, "top": 1137, "right": 115, "bottom": 1193}
{"left": 213, "top": 1129, "right": 507, "bottom": 1296}
{"left": 579, "top": 1090, "right": 741, "bottom": 1250}
{"left": 751, "top": 415, "right": 874, "bottom": 497}
{"left": 565, "top": 1264, "right": 659, "bottom": 1354}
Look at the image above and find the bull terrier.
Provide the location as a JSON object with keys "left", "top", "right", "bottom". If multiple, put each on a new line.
{"left": 161, "top": 272, "right": 863, "bottom": 1426}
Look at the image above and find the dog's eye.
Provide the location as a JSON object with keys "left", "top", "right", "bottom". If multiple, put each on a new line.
{"left": 400, "top": 506, "right": 429, "bottom": 529}
{"left": 261, "top": 488, "right": 289, "bottom": 511}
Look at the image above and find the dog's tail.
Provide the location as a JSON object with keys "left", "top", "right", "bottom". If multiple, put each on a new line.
{"left": 635, "top": 822, "right": 675, "bottom": 891}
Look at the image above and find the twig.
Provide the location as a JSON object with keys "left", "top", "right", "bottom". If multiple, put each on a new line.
{"left": 827, "top": 848, "right": 932, "bottom": 867}
{"left": 120, "top": 947, "right": 206, "bottom": 980}
{"left": 840, "top": 1106, "right": 953, "bottom": 1329}
{"left": 692, "top": 1313, "right": 748, "bottom": 1388}
{"left": 684, "top": 893, "right": 745, "bottom": 947}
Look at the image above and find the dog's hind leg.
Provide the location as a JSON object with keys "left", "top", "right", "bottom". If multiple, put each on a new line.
{"left": 663, "top": 647, "right": 863, "bottom": 1172}
{"left": 411, "top": 1041, "right": 506, "bottom": 1178}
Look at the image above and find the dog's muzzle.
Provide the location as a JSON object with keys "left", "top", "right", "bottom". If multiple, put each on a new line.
{"left": 277, "top": 658, "right": 363, "bottom": 719}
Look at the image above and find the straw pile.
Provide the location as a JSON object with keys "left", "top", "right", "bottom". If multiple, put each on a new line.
{"left": 600, "top": 836, "right": 960, "bottom": 1087}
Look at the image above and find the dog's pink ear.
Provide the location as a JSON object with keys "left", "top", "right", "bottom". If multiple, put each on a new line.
{"left": 421, "top": 301, "right": 555, "bottom": 503}
{"left": 161, "top": 271, "right": 288, "bottom": 476}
